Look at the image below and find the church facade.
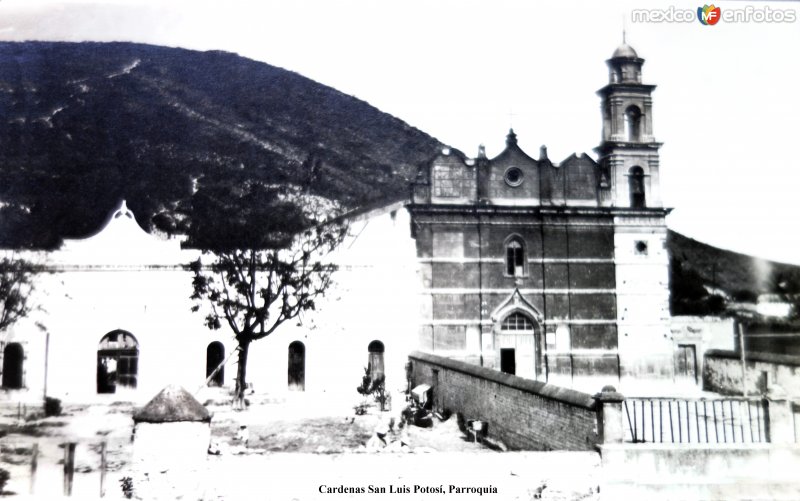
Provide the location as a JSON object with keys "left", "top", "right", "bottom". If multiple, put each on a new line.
{"left": 408, "top": 42, "right": 672, "bottom": 392}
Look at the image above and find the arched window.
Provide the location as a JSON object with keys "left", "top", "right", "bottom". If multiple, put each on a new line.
{"left": 624, "top": 105, "right": 642, "bottom": 142}
{"left": 501, "top": 312, "right": 535, "bottom": 331}
{"left": 206, "top": 342, "right": 225, "bottom": 387}
{"left": 288, "top": 341, "right": 305, "bottom": 391}
{"left": 2, "top": 343, "right": 24, "bottom": 389}
{"left": 505, "top": 237, "right": 525, "bottom": 277}
{"left": 628, "top": 166, "right": 646, "bottom": 208}
{"left": 97, "top": 330, "right": 138, "bottom": 394}
{"left": 367, "top": 340, "right": 385, "bottom": 382}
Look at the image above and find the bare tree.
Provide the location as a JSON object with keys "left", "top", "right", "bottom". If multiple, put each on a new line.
{"left": 187, "top": 183, "right": 347, "bottom": 407}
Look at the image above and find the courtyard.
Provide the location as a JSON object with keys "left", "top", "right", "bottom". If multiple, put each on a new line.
{"left": 0, "top": 391, "right": 600, "bottom": 500}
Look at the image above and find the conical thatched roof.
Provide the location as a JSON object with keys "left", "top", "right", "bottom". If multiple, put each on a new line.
{"left": 132, "top": 385, "right": 211, "bottom": 423}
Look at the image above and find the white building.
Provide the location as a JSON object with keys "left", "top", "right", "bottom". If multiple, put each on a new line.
{"left": 0, "top": 200, "right": 418, "bottom": 404}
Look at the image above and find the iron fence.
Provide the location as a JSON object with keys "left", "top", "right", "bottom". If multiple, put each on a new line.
{"left": 624, "top": 397, "right": 768, "bottom": 444}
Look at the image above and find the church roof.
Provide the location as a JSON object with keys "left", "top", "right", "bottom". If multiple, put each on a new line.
{"left": 132, "top": 385, "right": 211, "bottom": 423}
{"left": 612, "top": 42, "right": 638, "bottom": 59}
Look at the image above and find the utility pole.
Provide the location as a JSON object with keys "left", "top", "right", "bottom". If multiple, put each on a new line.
{"left": 739, "top": 322, "right": 747, "bottom": 397}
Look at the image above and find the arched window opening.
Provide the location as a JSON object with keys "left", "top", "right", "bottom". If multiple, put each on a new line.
{"left": 624, "top": 106, "right": 642, "bottom": 142}
{"left": 505, "top": 238, "right": 525, "bottom": 278}
{"left": 288, "top": 341, "right": 306, "bottom": 391}
{"left": 97, "top": 330, "right": 138, "bottom": 394}
{"left": 2, "top": 343, "right": 24, "bottom": 389}
{"left": 628, "top": 166, "right": 646, "bottom": 208}
{"left": 206, "top": 342, "right": 225, "bottom": 387}
{"left": 501, "top": 312, "right": 534, "bottom": 331}
{"left": 368, "top": 340, "right": 385, "bottom": 383}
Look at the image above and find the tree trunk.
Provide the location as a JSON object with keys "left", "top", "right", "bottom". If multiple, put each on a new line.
{"left": 234, "top": 338, "right": 251, "bottom": 409}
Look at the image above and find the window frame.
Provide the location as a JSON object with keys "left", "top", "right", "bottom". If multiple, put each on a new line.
{"left": 504, "top": 236, "right": 527, "bottom": 278}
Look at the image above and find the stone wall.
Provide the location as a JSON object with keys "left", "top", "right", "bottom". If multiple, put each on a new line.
{"left": 408, "top": 351, "right": 602, "bottom": 451}
{"left": 704, "top": 349, "right": 800, "bottom": 397}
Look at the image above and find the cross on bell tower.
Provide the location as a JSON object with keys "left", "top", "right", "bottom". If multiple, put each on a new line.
{"left": 595, "top": 39, "right": 663, "bottom": 208}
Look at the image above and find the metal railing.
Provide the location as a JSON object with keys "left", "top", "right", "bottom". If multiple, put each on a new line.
{"left": 624, "top": 397, "right": 768, "bottom": 444}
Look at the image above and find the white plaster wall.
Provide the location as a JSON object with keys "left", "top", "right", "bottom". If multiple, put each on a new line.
{"left": 671, "top": 315, "right": 736, "bottom": 383}
{"left": 247, "top": 205, "right": 420, "bottom": 397}
{"left": 614, "top": 219, "right": 672, "bottom": 390}
{"left": 1, "top": 202, "right": 420, "bottom": 403}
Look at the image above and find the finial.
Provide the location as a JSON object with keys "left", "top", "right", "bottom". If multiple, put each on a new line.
{"left": 113, "top": 199, "right": 134, "bottom": 219}
{"left": 622, "top": 15, "right": 627, "bottom": 43}
{"left": 478, "top": 144, "right": 486, "bottom": 159}
{"left": 506, "top": 128, "right": 518, "bottom": 146}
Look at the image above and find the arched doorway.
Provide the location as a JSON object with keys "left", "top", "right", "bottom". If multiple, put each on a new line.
{"left": 367, "top": 340, "right": 385, "bottom": 382}
{"left": 97, "top": 330, "right": 139, "bottom": 394}
{"left": 2, "top": 343, "right": 24, "bottom": 389}
{"left": 497, "top": 312, "right": 538, "bottom": 379}
{"left": 288, "top": 341, "right": 305, "bottom": 391}
{"left": 206, "top": 342, "right": 225, "bottom": 387}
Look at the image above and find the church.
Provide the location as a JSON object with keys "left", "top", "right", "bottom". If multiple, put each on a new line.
{"left": 0, "top": 41, "right": 697, "bottom": 404}
{"left": 408, "top": 41, "right": 671, "bottom": 392}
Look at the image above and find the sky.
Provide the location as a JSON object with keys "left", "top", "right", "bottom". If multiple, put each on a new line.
{"left": 0, "top": 0, "right": 798, "bottom": 264}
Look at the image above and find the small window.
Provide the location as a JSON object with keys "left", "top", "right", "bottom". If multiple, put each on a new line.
{"left": 504, "top": 167, "right": 524, "bottom": 187}
{"left": 634, "top": 240, "right": 648, "bottom": 255}
{"left": 505, "top": 238, "right": 525, "bottom": 277}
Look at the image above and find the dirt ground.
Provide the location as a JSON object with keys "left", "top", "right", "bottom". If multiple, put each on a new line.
{"left": 0, "top": 392, "right": 600, "bottom": 500}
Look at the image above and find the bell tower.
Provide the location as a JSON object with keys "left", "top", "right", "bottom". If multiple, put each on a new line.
{"left": 595, "top": 39, "right": 663, "bottom": 208}
{"left": 596, "top": 40, "right": 673, "bottom": 391}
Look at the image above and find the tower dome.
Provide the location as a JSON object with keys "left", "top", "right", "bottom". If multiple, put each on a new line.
{"left": 612, "top": 42, "right": 638, "bottom": 59}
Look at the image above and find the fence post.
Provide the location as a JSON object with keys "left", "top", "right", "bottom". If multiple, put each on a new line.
{"left": 764, "top": 394, "right": 794, "bottom": 444}
{"left": 29, "top": 442, "right": 38, "bottom": 495}
{"left": 594, "top": 385, "right": 625, "bottom": 444}
{"left": 100, "top": 440, "right": 107, "bottom": 498}
{"left": 63, "top": 442, "right": 76, "bottom": 496}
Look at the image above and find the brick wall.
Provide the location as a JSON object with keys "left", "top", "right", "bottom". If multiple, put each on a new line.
{"left": 409, "top": 351, "right": 600, "bottom": 451}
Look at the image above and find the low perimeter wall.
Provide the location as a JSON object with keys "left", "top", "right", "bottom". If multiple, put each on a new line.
{"left": 704, "top": 349, "right": 800, "bottom": 396}
{"left": 408, "top": 351, "right": 601, "bottom": 451}
{"left": 599, "top": 443, "right": 800, "bottom": 500}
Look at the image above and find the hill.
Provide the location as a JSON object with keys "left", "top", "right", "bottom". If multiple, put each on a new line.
{"left": 667, "top": 230, "right": 800, "bottom": 316}
{"left": 1, "top": 41, "right": 798, "bottom": 312}
{"left": 0, "top": 41, "right": 443, "bottom": 249}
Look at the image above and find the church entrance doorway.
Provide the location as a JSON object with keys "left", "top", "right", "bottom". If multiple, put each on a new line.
{"left": 496, "top": 312, "right": 538, "bottom": 379}
{"left": 500, "top": 348, "right": 516, "bottom": 375}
